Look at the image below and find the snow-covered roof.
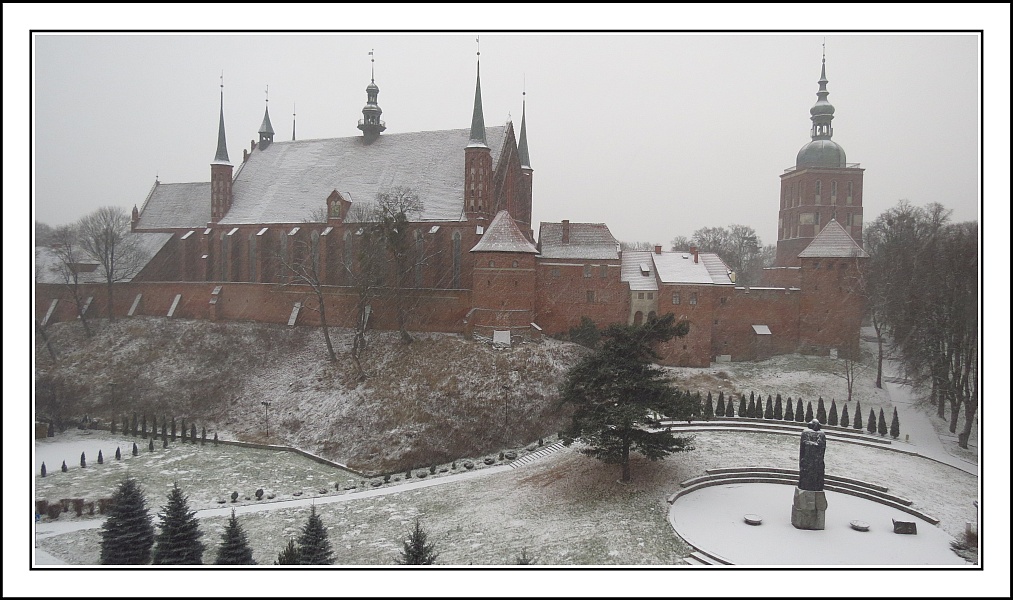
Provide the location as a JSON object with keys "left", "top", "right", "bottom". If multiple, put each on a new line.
{"left": 470, "top": 210, "right": 537, "bottom": 253}
{"left": 135, "top": 182, "right": 212, "bottom": 229}
{"left": 798, "top": 219, "right": 869, "bottom": 258}
{"left": 652, "top": 251, "right": 734, "bottom": 285}
{"left": 35, "top": 232, "right": 173, "bottom": 284}
{"left": 219, "top": 126, "right": 507, "bottom": 225}
{"left": 537, "top": 222, "right": 619, "bottom": 260}
{"left": 620, "top": 251, "right": 658, "bottom": 291}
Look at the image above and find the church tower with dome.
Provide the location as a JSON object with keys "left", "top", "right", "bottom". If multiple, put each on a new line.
{"left": 774, "top": 52, "right": 865, "bottom": 267}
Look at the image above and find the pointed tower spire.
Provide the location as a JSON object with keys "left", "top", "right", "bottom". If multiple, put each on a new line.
{"left": 518, "top": 89, "right": 531, "bottom": 169}
{"left": 258, "top": 85, "right": 275, "bottom": 149}
{"left": 469, "top": 45, "right": 488, "bottom": 148}
{"left": 213, "top": 73, "right": 230, "bottom": 164}
{"left": 358, "top": 49, "right": 385, "bottom": 143}
{"left": 795, "top": 46, "right": 846, "bottom": 169}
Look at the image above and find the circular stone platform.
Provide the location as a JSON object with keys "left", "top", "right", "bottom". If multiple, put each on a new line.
{"left": 669, "top": 483, "right": 966, "bottom": 565}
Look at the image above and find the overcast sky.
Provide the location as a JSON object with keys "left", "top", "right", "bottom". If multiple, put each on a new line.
{"left": 29, "top": 29, "right": 984, "bottom": 247}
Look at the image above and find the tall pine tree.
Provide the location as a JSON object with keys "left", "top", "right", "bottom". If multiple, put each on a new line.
{"left": 214, "top": 509, "right": 256, "bottom": 565}
{"left": 560, "top": 314, "right": 695, "bottom": 483}
{"left": 152, "top": 482, "right": 205, "bottom": 565}
{"left": 100, "top": 478, "right": 154, "bottom": 564}
{"left": 395, "top": 518, "right": 439, "bottom": 565}
{"left": 785, "top": 397, "right": 794, "bottom": 421}
{"left": 737, "top": 395, "right": 746, "bottom": 418}
{"left": 296, "top": 505, "right": 333, "bottom": 565}
{"left": 716, "top": 392, "right": 725, "bottom": 418}
{"left": 764, "top": 395, "right": 774, "bottom": 419}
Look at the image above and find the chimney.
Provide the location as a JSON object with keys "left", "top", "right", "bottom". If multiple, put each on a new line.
{"left": 562, "top": 220, "right": 570, "bottom": 244}
{"left": 690, "top": 245, "right": 699, "bottom": 263}
{"left": 243, "top": 149, "right": 248, "bottom": 162}
{"left": 654, "top": 245, "right": 662, "bottom": 255}
{"left": 251, "top": 140, "right": 256, "bottom": 153}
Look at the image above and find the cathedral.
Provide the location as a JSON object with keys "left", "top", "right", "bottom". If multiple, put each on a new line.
{"left": 36, "top": 51, "right": 867, "bottom": 367}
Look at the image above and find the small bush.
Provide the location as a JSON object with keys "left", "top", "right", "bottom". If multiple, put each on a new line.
{"left": 795, "top": 398, "right": 805, "bottom": 423}
{"left": 737, "top": 395, "right": 746, "bottom": 418}
{"left": 80, "top": 452, "right": 86, "bottom": 469}
{"left": 816, "top": 397, "right": 827, "bottom": 424}
{"left": 231, "top": 491, "right": 239, "bottom": 503}
{"left": 763, "top": 395, "right": 773, "bottom": 419}
{"left": 256, "top": 489, "right": 264, "bottom": 500}
{"left": 416, "top": 471, "right": 428, "bottom": 479}
{"left": 47, "top": 504, "right": 63, "bottom": 520}
{"left": 505, "top": 450, "right": 518, "bottom": 460}
{"left": 430, "top": 465, "right": 437, "bottom": 474}
{"left": 785, "top": 397, "right": 794, "bottom": 421}
{"left": 498, "top": 451, "right": 505, "bottom": 461}
{"left": 805, "top": 401, "right": 814, "bottom": 423}
{"left": 384, "top": 474, "right": 391, "bottom": 483}
{"left": 406, "top": 469, "right": 412, "bottom": 479}
{"left": 774, "top": 395, "right": 783, "bottom": 420}
{"left": 464, "top": 461, "right": 475, "bottom": 470}
{"left": 484, "top": 457, "right": 495, "bottom": 465}
{"left": 828, "top": 400, "right": 839, "bottom": 426}
{"left": 97, "top": 450, "right": 104, "bottom": 465}
{"left": 61, "top": 460, "right": 68, "bottom": 472}
{"left": 840, "top": 404, "right": 850, "bottom": 428}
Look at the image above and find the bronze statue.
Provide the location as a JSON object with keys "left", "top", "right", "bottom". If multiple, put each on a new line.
{"left": 798, "top": 419, "right": 826, "bottom": 491}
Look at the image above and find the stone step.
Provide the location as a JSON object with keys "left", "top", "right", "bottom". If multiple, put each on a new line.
{"left": 657, "top": 420, "right": 894, "bottom": 445}
{"left": 509, "top": 441, "right": 565, "bottom": 469}
{"left": 688, "top": 471, "right": 911, "bottom": 506}
{"left": 705, "top": 467, "right": 890, "bottom": 493}
{"left": 691, "top": 548, "right": 733, "bottom": 566}
{"left": 683, "top": 554, "right": 711, "bottom": 566}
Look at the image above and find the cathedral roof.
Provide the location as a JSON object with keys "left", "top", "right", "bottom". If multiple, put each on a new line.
{"left": 470, "top": 210, "right": 537, "bottom": 253}
{"left": 135, "top": 181, "right": 212, "bottom": 229}
{"left": 537, "top": 222, "right": 618, "bottom": 260}
{"left": 798, "top": 218, "right": 869, "bottom": 258}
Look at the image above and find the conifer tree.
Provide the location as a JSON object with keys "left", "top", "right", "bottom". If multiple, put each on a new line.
{"left": 816, "top": 397, "right": 827, "bottom": 424}
{"left": 795, "top": 398, "right": 805, "bottom": 422}
{"left": 100, "top": 478, "right": 154, "bottom": 564}
{"left": 828, "top": 400, "right": 839, "bottom": 426}
{"left": 725, "top": 396, "right": 735, "bottom": 417}
{"left": 98, "top": 450, "right": 104, "bottom": 464}
{"left": 395, "top": 518, "right": 439, "bottom": 565}
{"left": 148, "top": 438, "right": 154, "bottom": 452}
{"left": 867, "top": 408, "right": 877, "bottom": 434}
{"left": 214, "top": 509, "right": 256, "bottom": 565}
{"left": 737, "top": 395, "right": 746, "bottom": 418}
{"left": 878, "top": 408, "right": 888, "bottom": 436}
{"left": 152, "top": 482, "right": 205, "bottom": 565}
{"left": 774, "top": 395, "right": 783, "bottom": 420}
{"left": 746, "top": 397, "right": 755, "bottom": 418}
{"left": 80, "top": 451, "right": 86, "bottom": 468}
{"left": 296, "top": 505, "right": 333, "bottom": 565}
{"left": 764, "top": 395, "right": 773, "bottom": 419}
{"left": 784, "top": 397, "right": 794, "bottom": 421}
{"left": 840, "top": 404, "right": 850, "bottom": 428}
{"left": 274, "top": 539, "right": 300, "bottom": 565}
{"left": 854, "top": 401, "right": 863, "bottom": 430}
{"left": 805, "top": 401, "right": 814, "bottom": 423}
{"left": 61, "top": 460, "right": 68, "bottom": 472}
{"left": 704, "top": 392, "right": 714, "bottom": 420}
{"left": 41, "top": 462, "right": 47, "bottom": 477}
{"left": 890, "top": 407, "right": 900, "bottom": 439}
{"left": 716, "top": 392, "right": 725, "bottom": 417}
{"left": 132, "top": 442, "right": 139, "bottom": 456}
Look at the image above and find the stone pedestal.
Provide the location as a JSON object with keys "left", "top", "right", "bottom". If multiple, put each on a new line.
{"left": 791, "top": 487, "right": 828, "bottom": 530}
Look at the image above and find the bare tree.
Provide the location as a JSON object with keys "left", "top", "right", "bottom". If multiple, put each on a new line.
{"left": 276, "top": 238, "right": 338, "bottom": 363}
{"left": 833, "top": 357, "right": 857, "bottom": 405}
{"left": 371, "top": 186, "right": 424, "bottom": 344}
{"left": 47, "top": 224, "right": 93, "bottom": 337}
{"left": 77, "top": 207, "right": 143, "bottom": 322}
{"left": 620, "top": 241, "right": 657, "bottom": 251}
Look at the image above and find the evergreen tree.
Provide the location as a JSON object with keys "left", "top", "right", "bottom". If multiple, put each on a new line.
{"left": 41, "top": 462, "right": 47, "bottom": 477}
{"left": 867, "top": 408, "right": 877, "bottom": 434}
{"left": 214, "top": 509, "right": 256, "bottom": 565}
{"left": 100, "top": 478, "right": 154, "bottom": 564}
{"left": 559, "top": 314, "right": 694, "bottom": 483}
{"left": 773, "top": 395, "right": 783, "bottom": 420}
{"left": 61, "top": 460, "right": 68, "bottom": 472}
{"left": 816, "top": 397, "right": 827, "bottom": 424}
{"left": 805, "top": 401, "right": 814, "bottom": 423}
{"left": 784, "top": 397, "right": 794, "bottom": 421}
{"left": 828, "top": 400, "right": 839, "bottom": 426}
{"left": 704, "top": 392, "right": 714, "bottom": 420}
{"left": 737, "top": 395, "right": 746, "bottom": 418}
{"left": 854, "top": 401, "right": 863, "bottom": 430}
{"left": 746, "top": 396, "right": 755, "bottom": 418}
{"left": 80, "top": 451, "right": 86, "bottom": 468}
{"left": 795, "top": 398, "right": 805, "bottom": 422}
{"left": 115, "top": 446, "right": 122, "bottom": 460}
{"left": 98, "top": 450, "right": 104, "bottom": 464}
{"left": 764, "top": 395, "right": 774, "bottom": 419}
{"left": 152, "top": 482, "right": 205, "bottom": 565}
{"left": 132, "top": 442, "right": 139, "bottom": 456}
{"left": 395, "top": 518, "right": 439, "bottom": 565}
{"left": 840, "top": 403, "right": 850, "bottom": 428}
{"left": 274, "top": 539, "right": 300, "bottom": 565}
{"left": 716, "top": 392, "right": 725, "bottom": 418}
{"left": 878, "top": 408, "right": 888, "bottom": 436}
{"left": 296, "top": 505, "right": 333, "bottom": 565}
{"left": 725, "top": 395, "right": 735, "bottom": 417}
{"left": 890, "top": 407, "right": 900, "bottom": 439}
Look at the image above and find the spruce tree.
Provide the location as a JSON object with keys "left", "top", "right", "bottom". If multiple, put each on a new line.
{"left": 80, "top": 452, "right": 86, "bottom": 468}
{"left": 784, "top": 398, "right": 794, "bottom": 421}
{"left": 716, "top": 392, "right": 725, "bottom": 418}
{"left": 214, "top": 509, "right": 256, "bottom": 565}
{"left": 890, "top": 407, "right": 900, "bottom": 439}
{"left": 795, "top": 398, "right": 805, "bottom": 422}
{"left": 737, "top": 395, "right": 746, "bottom": 418}
{"left": 816, "top": 397, "right": 827, "bottom": 424}
{"left": 725, "top": 395, "right": 735, "bottom": 417}
{"left": 805, "top": 401, "right": 814, "bottom": 423}
{"left": 115, "top": 446, "right": 122, "bottom": 460}
{"left": 395, "top": 518, "right": 439, "bottom": 565}
{"left": 867, "top": 408, "right": 877, "bottom": 434}
{"left": 828, "top": 400, "right": 839, "bottom": 426}
{"left": 764, "top": 395, "right": 773, "bottom": 419}
{"left": 132, "top": 442, "right": 139, "bottom": 456}
{"left": 152, "top": 482, "right": 205, "bottom": 565}
{"left": 704, "top": 393, "right": 714, "bottom": 420}
{"left": 61, "top": 460, "right": 68, "bottom": 472}
{"left": 746, "top": 397, "right": 755, "bottom": 418}
{"left": 878, "top": 408, "right": 888, "bottom": 436}
{"left": 98, "top": 450, "right": 104, "bottom": 464}
{"left": 274, "top": 539, "right": 300, "bottom": 565}
{"left": 100, "top": 478, "right": 154, "bottom": 564}
{"left": 296, "top": 505, "right": 334, "bottom": 565}
{"left": 41, "top": 462, "right": 47, "bottom": 477}
{"left": 840, "top": 404, "right": 850, "bottom": 428}
{"left": 774, "top": 395, "right": 783, "bottom": 420}
{"left": 853, "top": 401, "right": 863, "bottom": 430}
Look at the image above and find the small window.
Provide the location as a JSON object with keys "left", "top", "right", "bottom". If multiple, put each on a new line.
{"left": 638, "top": 292, "right": 644, "bottom": 300}
{"left": 672, "top": 292, "right": 681, "bottom": 305}
{"left": 586, "top": 290, "right": 595, "bottom": 303}
{"left": 847, "top": 181, "right": 854, "bottom": 205}
{"left": 647, "top": 292, "right": 654, "bottom": 300}
{"left": 689, "top": 292, "right": 698, "bottom": 305}
{"left": 815, "top": 180, "right": 822, "bottom": 204}
{"left": 583, "top": 264, "right": 592, "bottom": 278}
{"left": 830, "top": 181, "right": 838, "bottom": 204}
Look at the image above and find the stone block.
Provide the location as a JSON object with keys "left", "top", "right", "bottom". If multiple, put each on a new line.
{"left": 791, "top": 487, "right": 828, "bottom": 530}
{"left": 892, "top": 518, "right": 917, "bottom": 534}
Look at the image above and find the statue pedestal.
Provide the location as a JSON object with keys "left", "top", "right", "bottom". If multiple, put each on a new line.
{"left": 791, "top": 487, "right": 828, "bottom": 530}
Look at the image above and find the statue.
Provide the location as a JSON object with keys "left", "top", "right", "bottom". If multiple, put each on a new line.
{"left": 798, "top": 419, "right": 826, "bottom": 491}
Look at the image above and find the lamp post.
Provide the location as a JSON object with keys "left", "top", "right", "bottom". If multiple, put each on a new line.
{"left": 261, "top": 401, "right": 271, "bottom": 438}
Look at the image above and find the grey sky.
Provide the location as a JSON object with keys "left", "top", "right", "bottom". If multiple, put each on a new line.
{"left": 30, "top": 31, "right": 982, "bottom": 247}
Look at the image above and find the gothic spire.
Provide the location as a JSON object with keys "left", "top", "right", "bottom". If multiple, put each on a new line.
{"left": 518, "top": 90, "right": 531, "bottom": 169}
{"left": 358, "top": 49, "right": 385, "bottom": 142}
{"left": 809, "top": 47, "right": 836, "bottom": 141}
{"left": 468, "top": 47, "right": 487, "bottom": 148}
{"left": 213, "top": 74, "right": 230, "bottom": 164}
{"left": 259, "top": 85, "right": 275, "bottom": 148}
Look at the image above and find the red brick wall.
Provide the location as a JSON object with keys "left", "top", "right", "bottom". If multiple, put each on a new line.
{"left": 775, "top": 167, "right": 865, "bottom": 267}
{"left": 533, "top": 261, "right": 626, "bottom": 335}
{"left": 712, "top": 287, "right": 801, "bottom": 361}
{"left": 797, "top": 256, "right": 866, "bottom": 358}
{"left": 652, "top": 285, "right": 717, "bottom": 368}
{"left": 469, "top": 251, "right": 536, "bottom": 331}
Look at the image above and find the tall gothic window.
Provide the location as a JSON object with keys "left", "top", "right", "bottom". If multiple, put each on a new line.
{"left": 452, "top": 231, "right": 462, "bottom": 288}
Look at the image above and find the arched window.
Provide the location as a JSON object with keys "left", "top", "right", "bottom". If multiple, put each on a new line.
{"left": 847, "top": 181, "right": 854, "bottom": 205}
{"left": 815, "top": 180, "right": 822, "bottom": 204}
{"left": 634, "top": 311, "right": 643, "bottom": 326}
{"left": 830, "top": 181, "right": 838, "bottom": 204}
{"left": 452, "top": 231, "right": 462, "bottom": 288}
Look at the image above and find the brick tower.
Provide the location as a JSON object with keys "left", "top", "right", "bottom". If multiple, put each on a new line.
{"left": 210, "top": 79, "right": 233, "bottom": 224}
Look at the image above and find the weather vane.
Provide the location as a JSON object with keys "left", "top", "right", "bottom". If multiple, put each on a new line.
{"left": 265, "top": 84, "right": 269, "bottom": 104}
{"left": 369, "top": 48, "right": 375, "bottom": 80}
{"left": 220, "top": 71, "right": 223, "bottom": 89}
{"left": 476, "top": 35, "right": 480, "bottom": 57}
